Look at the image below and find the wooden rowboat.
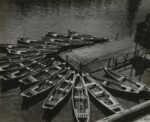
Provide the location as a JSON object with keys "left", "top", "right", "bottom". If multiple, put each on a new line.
{"left": 7, "top": 48, "right": 57, "bottom": 55}
{"left": 72, "top": 73, "right": 90, "bottom": 122}
{"left": 20, "top": 67, "right": 71, "bottom": 98}
{"left": 19, "top": 62, "right": 65, "bottom": 85}
{"left": 92, "top": 76, "right": 140, "bottom": 94}
{"left": 0, "top": 55, "right": 46, "bottom": 73}
{"left": 17, "top": 37, "right": 44, "bottom": 45}
{"left": 104, "top": 67, "right": 145, "bottom": 92}
{"left": 0, "top": 53, "right": 46, "bottom": 65}
{"left": 0, "top": 58, "right": 53, "bottom": 81}
{"left": 82, "top": 73, "right": 124, "bottom": 114}
{"left": 42, "top": 71, "right": 76, "bottom": 110}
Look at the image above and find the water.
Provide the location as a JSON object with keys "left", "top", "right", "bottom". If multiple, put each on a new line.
{"left": 0, "top": 0, "right": 150, "bottom": 122}
{"left": 0, "top": 0, "right": 150, "bottom": 44}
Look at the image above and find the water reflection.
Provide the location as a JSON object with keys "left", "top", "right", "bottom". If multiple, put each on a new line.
{"left": 0, "top": 0, "right": 148, "bottom": 44}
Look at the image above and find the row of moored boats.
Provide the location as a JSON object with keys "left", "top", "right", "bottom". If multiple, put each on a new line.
{"left": 1, "top": 31, "right": 109, "bottom": 55}
{"left": 0, "top": 54, "right": 148, "bottom": 122}
{"left": 0, "top": 31, "right": 148, "bottom": 122}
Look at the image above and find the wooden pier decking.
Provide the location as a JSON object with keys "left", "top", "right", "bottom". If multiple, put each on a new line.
{"left": 59, "top": 38, "right": 138, "bottom": 71}
{"left": 59, "top": 39, "right": 136, "bottom": 64}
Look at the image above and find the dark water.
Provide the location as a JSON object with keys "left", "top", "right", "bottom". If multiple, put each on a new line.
{"left": 0, "top": 0, "right": 150, "bottom": 44}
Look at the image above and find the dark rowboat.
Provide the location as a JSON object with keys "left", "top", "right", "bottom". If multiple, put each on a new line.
{"left": 82, "top": 73, "right": 124, "bottom": 114}
{"left": 20, "top": 67, "right": 71, "bottom": 98}
{"left": 42, "top": 71, "right": 76, "bottom": 110}
{"left": 17, "top": 37, "right": 44, "bottom": 45}
{"left": 104, "top": 67, "right": 145, "bottom": 92}
{"left": 7, "top": 48, "right": 57, "bottom": 55}
{"left": 92, "top": 76, "right": 140, "bottom": 94}
{"left": 0, "top": 55, "right": 46, "bottom": 73}
{"left": 0, "top": 58, "right": 53, "bottom": 81}
{"left": 72, "top": 73, "right": 90, "bottom": 122}
{"left": 19, "top": 62, "right": 66, "bottom": 85}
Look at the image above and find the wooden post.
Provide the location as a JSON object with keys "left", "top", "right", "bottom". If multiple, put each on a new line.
{"left": 112, "top": 57, "right": 115, "bottom": 69}
{"left": 134, "top": 42, "right": 138, "bottom": 57}
{"left": 107, "top": 58, "right": 112, "bottom": 68}
{"left": 129, "top": 66, "right": 134, "bottom": 78}
{"left": 124, "top": 53, "right": 128, "bottom": 69}
{"left": 139, "top": 74, "right": 142, "bottom": 82}
{"left": 66, "top": 55, "right": 68, "bottom": 64}
{"left": 116, "top": 33, "right": 119, "bottom": 40}
{"left": 114, "top": 58, "right": 117, "bottom": 69}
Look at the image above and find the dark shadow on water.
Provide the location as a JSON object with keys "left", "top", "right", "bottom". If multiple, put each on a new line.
{"left": 139, "top": 91, "right": 150, "bottom": 101}
{"left": 42, "top": 91, "right": 71, "bottom": 122}
{"left": 21, "top": 89, "right": 52, "bottom": 111}
{"left": 0, "top": 79, "right": 20, "bottom": 93}
{"left": 20, "top": 82, "right": 37, "bottom": 92}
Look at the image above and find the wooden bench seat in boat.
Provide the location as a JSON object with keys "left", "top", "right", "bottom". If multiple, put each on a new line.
{"left": 118, "top": 76, "right": 124, "bottom": 81}
{"left": 78, "top": 114, "right": 88, "bottom": 118}
{"left": 85, "top": 82, "right": 95, "bottom": 86}
{"left": 95, "top": 91, "right": 104, "bottom": 96}
{"left": 74, "top": 96, "right": 87, "bottom": 100}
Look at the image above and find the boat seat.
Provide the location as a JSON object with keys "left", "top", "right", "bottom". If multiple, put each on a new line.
{"left": 59, "top": 88, "right": 66, "bottom": 92}
{"left": 19, "top": 63, "right": 24, "bottom": 67}
{"left": 118, "top": 76, "right": 124, "bottom": 81}
{"left": 58, "top": 74, "right": 63, "bottom": 78}
{"left": 102, "top": 81, "right": 108, "bottom": 85}
{"left": 65, "top": 80, "right": 70, "bottom": 83}
{"left": 74, "top": 96, "right": 87, "bottom": 100}
{"left": 26, "top": 67, "right": 30, "bottom": 70}
{"left": 75, "top": 86, "right": 82, "bottom": 89}
{"left": 95, "top": 91, "right": 104, "bottom": 96}
{"left": 78, "top": 114, "right": 88, "bottom": 118}
{"left": 26, "top": 90, "right": 37, "bottom": 96}
{"left": 110, "top": 104, "right": 121, "bottom": 110}
{"left": 44, "top": 69, "right": 49, "bottom": 72}
{"left": 11, "top": 71, "right": 19, "bottom": 77}
{"left": 86, "top": 82, "right": 95, "bottom": 86}
{"left": 28, "top": 76, "right": 38, "bottom": 82}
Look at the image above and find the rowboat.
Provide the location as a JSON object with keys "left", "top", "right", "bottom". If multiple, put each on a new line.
{"left": 7, "top": 48, "right": 57, "bottom": 55}
{"left": 0, "top": 55, "right": 46, "bottom": 73}
{"left": 49, "top": 38, "right": 70, "bottom": 47}
{"left": 72, "top": 73, "right": 90, "bottom": 122}
{"left": 19, "top": 62, "right": 66, "bottom": 85}
{"left": 82, "top": 73, "right": 124, "bottom": 114}
{"left": 6, "top": 43, "right": 59, "bottom": 51}
{"left": 17, "top": 37, "right": 44, "bottom": 45}
{"left": 20, "top": 67, "right": 71, "bottom": 98}
{"left": 0, "top": 55, "right": 23, "bottom": 65}
{"left": 44, "top": 32, "right": 69, "bottom": 40}
{"left": 104, "top": 67, "right": 145, "bottom": 92}
{"left": 92, "top": 76, "right": 140, "bottom": 94}
{"left": 0, "top": 58, "right": 53, "bottom": 81}
{"left": 0, "top": 54, "right": 46, "bottom": 65}
{"left": 42, "top": 70, "right": 76, "bottom": 110}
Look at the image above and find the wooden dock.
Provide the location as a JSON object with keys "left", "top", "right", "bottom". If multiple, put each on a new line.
{"left": 59, "top": 38, "right": 139, "bottom": 71}
{"left": 59, "top": 39, "right": 135, "bottom": 63}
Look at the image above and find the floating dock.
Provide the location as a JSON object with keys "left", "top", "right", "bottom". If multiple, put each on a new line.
{"left": 59, "top": 39, "right": 138, "bottom": 71}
